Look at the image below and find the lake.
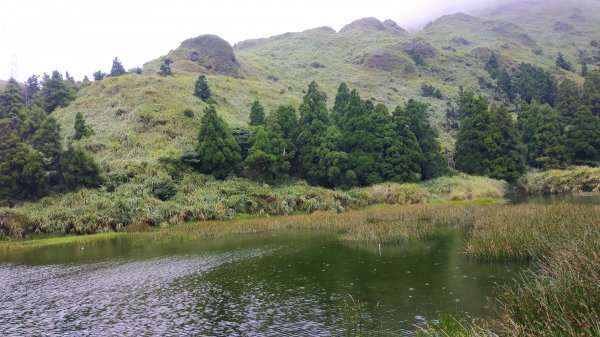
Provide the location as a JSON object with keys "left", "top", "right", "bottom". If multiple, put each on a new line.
{"left": 0, "top": 227, "right": 525, "bottom": 336}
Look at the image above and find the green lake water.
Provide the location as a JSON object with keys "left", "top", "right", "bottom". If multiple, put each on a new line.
{"left": 0, "top": 228, "right": 524, "bottom": 336}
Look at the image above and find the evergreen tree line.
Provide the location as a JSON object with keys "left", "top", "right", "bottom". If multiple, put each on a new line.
{"left": 0, "top": 77, "right": 100, "bottom": 206}
{"left": 186, "top": 80, "right": 446, "bottom": 188}
{"left": 453, "top": 68, "right": 600, "bottom": 181}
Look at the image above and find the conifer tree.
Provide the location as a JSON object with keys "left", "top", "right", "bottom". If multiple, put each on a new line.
{"left": 583, "top": 69, "right": 600, "bottom": 117}
{"left": 249, "top": 100, "right": 265, "bottom": 126}
{"left": 269, "top": 105, "right": 297, "bottom": 139}
{"left": 110, "top": 57, "right": 127, "bottom": 77}
{"left": 318, "top": 125, "right": 350, "bottom": 187}
{"left": 194, "top": 74, "right": 211, "bottom": 102}
{"left": 517, "top": 101, "right": 568, "bottom": 168}
{"left": 566, "top": 107, "right": 600, "bottom": 165}
{"left": 496, "top": 69, "right": 515, "bottom": 103}
{"left": 266, "top": 105, "right": 297, "bottom": 175}
{"left": 196, "top": 105, "right": 241, "bottom": 178}
{"left": 455, "top": 95, "right": 525, "bottom": 182}
{"left": 21, "top": 107, "right": 63, "bottom": 176}
{"left": 93, "top": 71, "right": 106, "bottom": 81}
{"left": 60, "top": 144, "right": 101, "bottom": 189}
{"left": 513, "top": 63, "right": 557, "bottom": 106}
{"left": 39, "top": 71, "right": 75, "bottom": 113}
{"left": 245, "top": 126, "right": 279, "bottom": 182}
{"left": 159, "top": 58, "right": 173, "bottom": 77}
{"left": 0, "top": 121, "right": 47, "bottom": 205}
{"left": 555, "top": 79, "right": 581, "bottom": 121}
{"left": 485, "top": 53, "right": 501, "bottom": 79}
{"left": 0, "top": 78, "right": 25, "bottom": 122}
{"left": 395, "top": 100, "right": 445, "bottom": 180}
{"left": 331, "top": 82, "right": 350, "bottom": 127}
{"left": 373, "top": 104, "right": 421, "bottom": 183}
{"left": 73, "top": 112, "right": 92, "bottom": 140}
{"left": 24, "top": 75, "right": 40, "bottom": 108}
{"left": 555, "top": 52, "right": 572, "bottom": 71}
{"left": 295, "top": 81, "right": 337, "bottom": 185}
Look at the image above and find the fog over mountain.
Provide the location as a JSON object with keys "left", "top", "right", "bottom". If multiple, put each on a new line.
{"left": 0, "top": 0, "right": 515, "bottom": 80}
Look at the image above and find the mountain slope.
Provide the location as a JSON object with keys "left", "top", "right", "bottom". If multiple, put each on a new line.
{"left": 53, "top": 0, "right": 600, "bottom": 168}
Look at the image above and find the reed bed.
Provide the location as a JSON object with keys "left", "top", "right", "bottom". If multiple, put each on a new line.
{"left": 519, "top": 166, "right": 600, "bottom": 194}
{"left": 0, "top": 173, "right": 505, "bottom": 240}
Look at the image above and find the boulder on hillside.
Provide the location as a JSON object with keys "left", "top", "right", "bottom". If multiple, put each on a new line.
{"left": 365, "top": 53, "right": 406, "bottom": 71}
{"left": 402, "top": 38, "right": 436, "bottom": 59}
{"left": 171, "top": 35, "right": 239, "bottom": 76}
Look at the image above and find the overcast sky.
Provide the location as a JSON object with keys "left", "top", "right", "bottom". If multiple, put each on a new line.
{"left": 0, "top": 0, "right": 505, "bottom": 81}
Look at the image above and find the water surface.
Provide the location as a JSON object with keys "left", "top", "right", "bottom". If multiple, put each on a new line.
{"left": 0, "top": 230, "right": 522, "bottom": 336}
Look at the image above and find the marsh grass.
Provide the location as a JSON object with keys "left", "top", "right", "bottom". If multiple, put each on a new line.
{"left": 519, "top": 166, "right": 600, "bottom": 194}
{"left": 0, "top": 174, "right": 505, "bottom": 240}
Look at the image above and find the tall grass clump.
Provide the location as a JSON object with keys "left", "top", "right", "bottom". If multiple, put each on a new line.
{"left": 519, "top": 166, "right": 600, "bottom": 194}
{"left": 487, "top": 238, "right": 600, "bottom": 337}
{"left": 465, "top": 204, "right": 600, "bottom": 261}
{"left": 423, "top": 173, "right": 507, "bottom": 202}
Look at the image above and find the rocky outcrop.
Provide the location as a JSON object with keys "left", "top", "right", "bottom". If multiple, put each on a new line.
{"left": 171, "top": 35, "right": 239, "bottom": 76}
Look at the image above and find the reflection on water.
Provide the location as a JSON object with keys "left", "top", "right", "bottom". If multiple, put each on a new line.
{"left": 0, "top": 231, "right": 522, "bottom": 336}
{"left": 508, "top": 191, "right": 600, "bottom": 205}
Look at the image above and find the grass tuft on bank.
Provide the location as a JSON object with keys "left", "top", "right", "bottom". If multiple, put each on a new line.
{"left": 519, "top": 166, "right": 600, "bottom": 194}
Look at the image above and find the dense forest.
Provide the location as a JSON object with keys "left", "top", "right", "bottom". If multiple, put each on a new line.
{"left": 1, "top": 54, "right": 599, "bottom": 207}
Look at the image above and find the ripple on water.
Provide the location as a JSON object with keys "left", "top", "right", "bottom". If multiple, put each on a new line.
{"left": 0, "top": 247, "right": 325, "bottom": 337}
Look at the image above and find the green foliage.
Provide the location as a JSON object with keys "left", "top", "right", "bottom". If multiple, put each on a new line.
{"left": 149, "top": 171, "right": 177, "bottom": 201}
{"left": 295, "top": 81, "right": 335, "bottom": 186}
{"left": 484, "top": 53, "right": 501, "bottom": 79}
{"left": 39, "top": 71, "right": 76, "bottom": 113}
{"left": 21, "top": 107, "right": 63, "bottom": 175}
{"left": 231, "top": 127, "right": 250, "bottom": 159}
{"left": 195, "top": 105, "right": 241, "bottom": 179}
{"left": 269, "top": 105, "right": 297, "bottom": 139}
{"left": 245, "top": 126, "right": 281, "bottom": 182}
{"left": 331, "top": 82, "right": 350, "bottom": 127}
{"left": 455, "top": 94, "right": 525, "bottom": 182}
{"left": 248, "top": 99, "right": 265, "bottom": 126}
{"left": 194, "top": 74, "right": 211, "bottom": 102}
{"left": 517, "top": 101, "right": 568, "bottom": 169}
{"left": 555, "top": 52, "right": 572, "bottom": 71}
{"left": 513, "top": 63, "right": 557, "bottom": 106}
{"left": 583, "top": 69, "right": 600, "bottom": 117}
{"left": 581, "top": 63, "right": 588, "bottom": 77}
{"left": 92, "top": 71, "right": 106, "bottom": 81}
{"left": 555, "top": 79, "right": 581, "bottom": 121}
{"left": 496, "top": 69, "right": 515, "bottom": 103}
{"left": 60, "top": 144, "right": 101, "bottom": 190}
{"left": 565, "top": 107, "right": 600, "bottom": 165}
{"left": 158, "top": 58, "right": 173, "bottom": 77}
{"left": 0, "top": 122, "right": 47, "bottom": 205}
{"left": 0, "top": 78, "right": 25, "bottom": 121}
{"left": 396, "top": 100, "right": 445, "bottom": 180}
{"left": 110, "top": 57, "right": 127, "bottom": 77}
{"left": 73, "top": 112, "right": 92, "bottom": 140}
{"left": 24, "top": 75, "right": 40, "bottom": 108}
{"left": 420, "top": 83, "right": 443, "bottom": 99}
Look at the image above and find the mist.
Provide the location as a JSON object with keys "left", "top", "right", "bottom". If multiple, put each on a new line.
{"left": 1, "top": 0, "right": 515, "bottom": 80}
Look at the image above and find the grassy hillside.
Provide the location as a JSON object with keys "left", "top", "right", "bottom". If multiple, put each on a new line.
{"left": 45, "top": 0, "right": 598, "bottom": 184}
